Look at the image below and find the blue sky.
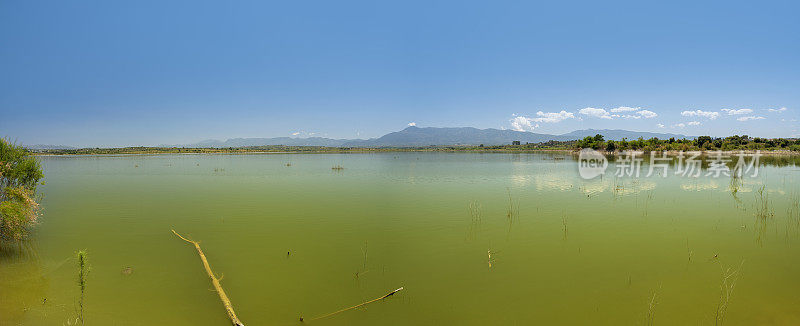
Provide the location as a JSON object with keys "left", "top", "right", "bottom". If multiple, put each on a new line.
{"left": 1, "top": 0, "right": 798, "bottom": 147}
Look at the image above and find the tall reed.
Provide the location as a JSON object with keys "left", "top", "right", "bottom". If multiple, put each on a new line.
{"left": 76, "top": 250, "right": 89, "bottom": 325}
{"left": 787, "top": 192, "right": 799, "bottom": 236}
{"left": 754, "top": 185, "right": 774, "bottom": 245}
{"left": 506, "top": 188, "right": 518, "bottom": 223}
{"left": 505, "top": 189, "right": 519, "bottom": 238}
{"left": 645, "top": 288, "right": 658, "bottom": 326}
{"left": 728, "top": 174, "right": 743, "bottom": 206}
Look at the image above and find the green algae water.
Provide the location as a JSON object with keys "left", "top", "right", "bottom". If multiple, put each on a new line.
{"left": 2, "top": 152, "right": 799, "bottom": 325}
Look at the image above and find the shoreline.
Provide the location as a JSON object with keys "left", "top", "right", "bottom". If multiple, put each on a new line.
{"left": 32, "top": 148, "right": 800, "bottom": 157}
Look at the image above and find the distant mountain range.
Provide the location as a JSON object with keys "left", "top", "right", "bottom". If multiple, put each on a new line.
{"left": 25, "top": 144, "right": 77, "bottom": 150}
{"left": 189, "top": 137, "right": 352, "bottom": 147}
{"left": 182, "top": 127, "right": 691, "bottom": 148}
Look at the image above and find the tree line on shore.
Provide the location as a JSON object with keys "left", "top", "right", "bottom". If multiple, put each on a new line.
{"left": 571, "top": 134, "right": 800, "bottom": 152}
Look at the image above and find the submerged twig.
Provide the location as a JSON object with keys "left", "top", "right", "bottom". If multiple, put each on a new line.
{"left": 172, "top": 230, "right": 244, "bottom": 326}
{"left": 645, "top": 285, "right": 660, "bottom": 326}
{"left": 302, "top": 287, "right": 404, "bottom": 322}
{"left": 506, "top": 188, "right": 518, "bottom": 222}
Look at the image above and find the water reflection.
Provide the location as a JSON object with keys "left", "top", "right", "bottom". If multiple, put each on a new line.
{"left": 680, "top": 181, "right": 719, "bottom": 192}
{"left": 466, "top": 201, "right": 482, "bottom": 241}
{"left": 532, "top": 174, "right": 574, "bottom": 192}
{"left": 579, "top": 180, "right": 607, "bottom": 197}
{"left": 510, "top": 174, "right": 532, "bottom": 188}
{"left": 614, "top": 179, "right": 656, "bottom": 197}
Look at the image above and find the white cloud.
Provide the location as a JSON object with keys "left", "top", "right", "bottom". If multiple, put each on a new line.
{"left": 767, "top": 107, "right": 787, "bottom": 112}
{"left": 579, "top": 107, "right": 612, "bottom": 119}
{"left": 580, "top": 107, "right": 656, "bottom": 119}
{"left": 736, "top": 116, "right": 766, "bottom": 122}
{"left": 672, "top": 121, "right": 700, "bottom": 128}
{"left": 407, "top": 122, "right": 416, "bottom": 126}
{"left": 610, "top": 106, "right": 640, "bottom": 113}
{"left": 637, "top": 110, "right": 658, "bottom": 118}
{"left": 510, "top": 111, "right": 573, "bottom": 131}
{"left": 656, "top": 123, "right": 665, "bottom": 129}
{"left": 292, "top": 131, "right": 319, "bottom": 137}
{"left": 681, "top": 110, "right": 720, "bottom": 120}
{"left": 509, "top": 116, "right": 539, "bottom": 132}
{"left": 531, "top": 110, "right": 574, "bottom": 123}
{"left": 721, "top": 108, "right": 753, "bottom": 115}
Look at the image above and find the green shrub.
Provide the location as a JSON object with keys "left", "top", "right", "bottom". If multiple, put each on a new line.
{"left": 0, "top": 138, "right": 43, "bottom": 242}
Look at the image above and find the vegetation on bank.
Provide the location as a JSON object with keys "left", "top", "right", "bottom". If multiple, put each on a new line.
{"left": 30, "top": 135, "right": 800, "bottom": 155}
{"left": 0, "top": 138, "right": 44, "bottom": 243}
{"left": 573, "top": 134, "right": 800, "bottom": 152}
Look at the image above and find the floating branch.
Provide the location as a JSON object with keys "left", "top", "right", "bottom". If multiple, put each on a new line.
{"left": 301, "top": 287, "right": 404, "bottom": 322}
{"left": 172, "top": 230, "right": 244, "bottom": 326}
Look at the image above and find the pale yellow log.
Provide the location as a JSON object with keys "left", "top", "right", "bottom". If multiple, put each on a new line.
{"left": 172, "top": 230, "right": 244, "bottom": 326}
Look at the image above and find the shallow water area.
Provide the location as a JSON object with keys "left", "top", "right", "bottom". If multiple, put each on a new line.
{"left": 2, "top": 152, "right": 799, "bottom": 325}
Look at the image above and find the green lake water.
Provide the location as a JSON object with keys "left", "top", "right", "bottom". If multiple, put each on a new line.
{"left": 1, "top": 152, "right": 799, "bottom": 325}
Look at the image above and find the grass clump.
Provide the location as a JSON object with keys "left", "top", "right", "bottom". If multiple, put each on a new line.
{"left": 714, "top": 260, "right": 744, "bottom": 326}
